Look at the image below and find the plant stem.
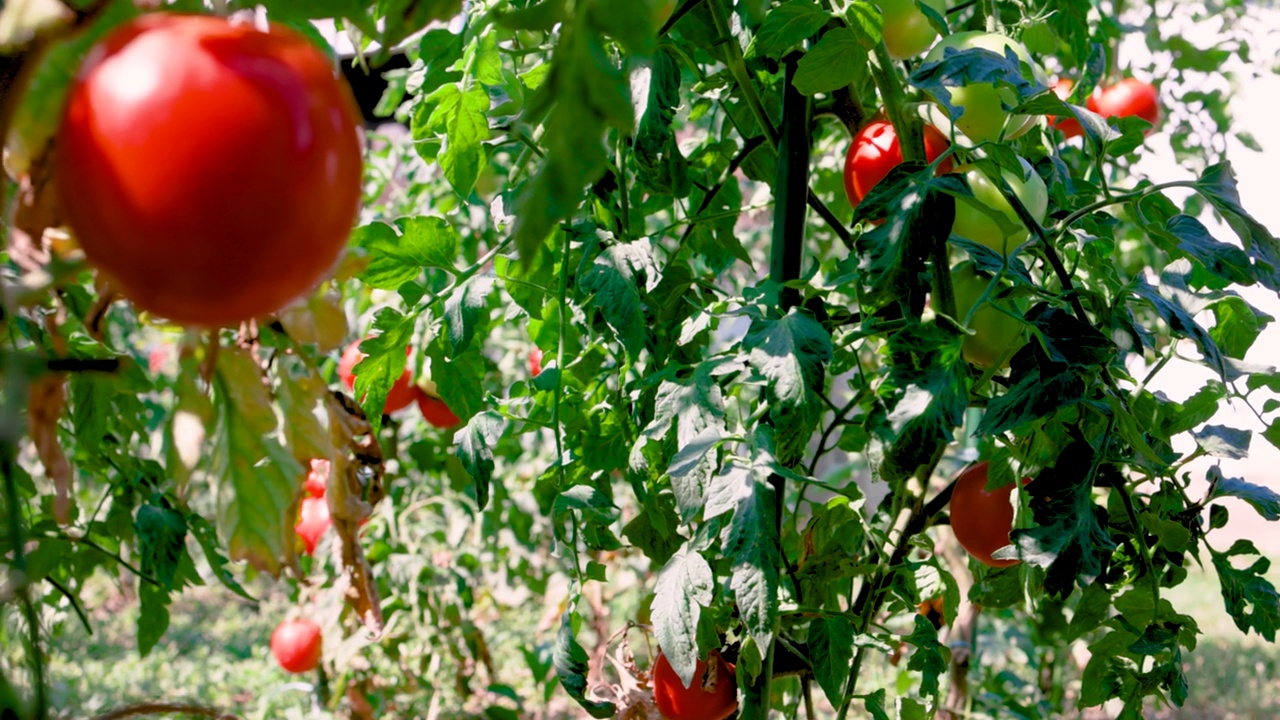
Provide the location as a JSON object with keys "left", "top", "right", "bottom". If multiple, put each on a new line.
{"left": 2, "top": 424, "right": 47, "bottom": 719}
{"left": 866, "top": 42, "right": 924, "bottom": 164}
{"left": 708, "top": 0, "right": 780, "bottom": 147}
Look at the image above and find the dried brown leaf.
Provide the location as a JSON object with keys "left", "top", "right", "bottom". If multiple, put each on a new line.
{"left": 28, "top": 372, "right": 72, "bottom": 524}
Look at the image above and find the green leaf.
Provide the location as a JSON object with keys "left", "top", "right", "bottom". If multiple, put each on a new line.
{"left": 137, "top": 582, "right": 171, "bottom": 658}
{"left": 352, "top": 310, "right": 417, "bottom": 432}
{"left": 634, "top": 48, "right": 691, "bottom": 197}
{"left": 705, "top": 461, "right": 780, "bottom": 650}
{"left": 1208, "top": 466, "right": 1280, "bottom": 520}
{"left": 1196, "top": 162, "right": 1280, "bottom": 291}
{"left": 427, "top": 345, "right": 486, "bottom": 426}
{"left": 1131, "top": 275, "right": 1227, "bottom": 380}
{"left": 69, "top": 373, "right": 110, "bottom": 456}
{"left": 444, "top": 275, "right": 495, "bottom": 356}
{"left": 1164, "top": 215, "right": 1256, "bottom": 287}
{"left": 652, "top": 545, "right": 714, "bottom": 687}
{"left": 904, "top": 614, "right": 948, "bottom": 696}
{"left": 578, "top": 239, "right": 659, "bottom": 361}
{"left": 355, "top": 217, "right": 461, "bottom": 289}
{"left": 863, "top": 689, "right": 890, "bottom": 720}
{"left": 1209, "top": 295, "right": 1269, "bottom": 360}
{"left": 881, "top": 322, "right": 967, "bottom": 482}
{"left": 188, "top": 515, "right": 253, "bottom": 601}
{"left": 752, "top": 1, "right": 830, "bottom": 60}
{"left": 1009, "top": 436, "right": 1115, "bottom": 599}
{"left": 1211, "top": 540, "right": 1280, "bottom": 642}
{"left": 1191, "top": 425, "right": 1251, "bottom": 460}
{"left": 456, "top": 411, "right": 505, "bottom": 510}
{"left": 135, "top": 502, "right": 188, "bottom": 590}
{"left": 911, "top": 44, "right": 1047, "bottom": 127}
{"left": 808, "top": 615, "right": 854, "bottom": 707}
{"left": 622, "top": 492, "right": 683, "bottom": 565}
{"left": 793, "top": 27, "right": 868, "bottom": 96}
{"left": 424, "top": 83, "right": 491, "bottom": 198}
{"left": 744, "top": 309, "right": 833, "bottom": 466}
{"left": 553, "top": 604, "right": 617, "bottom": 718}
{"left": 213, "top": 349, "right": 304, "bottom": 576}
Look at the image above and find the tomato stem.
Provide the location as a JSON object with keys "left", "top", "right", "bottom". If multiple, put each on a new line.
{"left": 708, "top": 0, "right": 779, "bottom": 147}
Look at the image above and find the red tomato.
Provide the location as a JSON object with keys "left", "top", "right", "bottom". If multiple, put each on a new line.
{"left": 652, "top": 651, "right": 738, "bottom": 720}
{"left": 271, "top": 617, "right": 322, "bottom": 674}
{"left": 304, "top": 458, "right": 329, "bottom": 498}
{"left": 1093, "top": 78, "right": 1160, "bottom": 133}
{"left": 55, "top": 14, "right": 363, "bottom": 327}
{"left": 417, "top": 390, "right": 460, "bottom": 430}
{"left": 338, "top": 340, "right": 418, "bottom": 414}
{"left": 1048, "top": 79, "right": 1083, "bottom": 139}
{"left": 295, "top": 495, "right": 331, "bottom": 556}
{"left": 843, "top": 120, "right": 953, "bottom": 207}
{"left": 949, "top": 462, "right": 1028, "bottom": 568}
{"left": 529, "top": 347, "right": 544, "bottom": 378}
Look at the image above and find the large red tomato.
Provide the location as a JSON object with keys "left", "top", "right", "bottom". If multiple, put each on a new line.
{"left": 339, "top": 340, "right": 418, "bottom": 414}
{"left": 1093, "top": 78, "right": 1160, "bottom": 133}
{"left": 843, "top": 120, "right": 953, "bottom": 207}
{"left": 417, "top": 389, "right": 461, "bottom": 429}
{"left": 652, "top": 651, "right": 738, "bottom": 720}
{"left": 55, "top": 14, "right": 363, "bottom": 327}
{"left": 295, "top": 495, "right": 331, "bottom": 556}
{"left": 270, "top": 618, "right": 322, "bottom": 674}
{"left": 949, "top": 462, "right": 1028, "bottom": 568}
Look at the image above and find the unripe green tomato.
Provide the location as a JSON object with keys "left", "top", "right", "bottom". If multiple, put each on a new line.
{"left": 939, "top": 261, "right": 1025, "bottom": 368}
{"left": 924, "top": 32, "right": 1047, "bottom": 144}
{"left": 875, "top": 0, "right": 947, "bottom": 60}
{"left": 951, "top": 158, "right": 1048, "bottom": 255}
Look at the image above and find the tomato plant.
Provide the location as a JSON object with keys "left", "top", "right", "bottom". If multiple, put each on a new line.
{"left": 270, "top": 618, "right": 323, "bottom": 675}
{"left": 875, "top": 0, "right": 946, "bottom": 60}
{"left": 651, "top": 651, "right": 738, "bottom": 720}
{"left": 5, "top": 2, "right": 1280, "bottom": 720}
{"left": 843, "top": 119, "right": 952, "bottom": 207}
{"left": 1048, "top": 78, "right": 1084, "bottom": 138}
{"left": 950, "top": 158, "right": 1049, "bottom": 255}
{"left": 922, "top": 31, "right": 1047, "bottom": 144}
{"left": 949, "top": 462, "right": 1024, "bottom": 568}
{"left": 339, "top": 340, "right": 418, "bottom": 414}
{"left": 1093, "top": 77, "right": 1161, "bottom": 132}
{"left": 54, "top": 14, "right": 363, "bottom": 327}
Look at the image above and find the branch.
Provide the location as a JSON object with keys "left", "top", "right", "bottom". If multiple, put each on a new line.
{"left": 91, "top": 703, "right": 239, "bottom": 720}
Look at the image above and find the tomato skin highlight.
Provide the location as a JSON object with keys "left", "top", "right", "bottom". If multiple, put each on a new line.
{"left": 843, "top": 120, "right": 953, "bottom": 207}
{"left": 652, "top": 651, "right": 738, "bottom": 720}
{"left": 338, "top": 340, "right": 418, "bottom": 414}
{"left": 1093, "top": 78, "right": 1160, "bottom": 133}
{"left": 56, "top": 14, "right": 364, "bottom": 328}
{"left": 875, "top": 0, "right": 947, "bottom": 60}
{"left": 271, "top": 618, "right": 323, "bottom": 674}
{"left": 949, "top": 462, "right": 1027, "bottom": 567}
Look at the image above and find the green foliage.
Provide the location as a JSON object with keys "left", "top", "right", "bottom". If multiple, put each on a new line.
{"left": 3, "top": 0, "right": 1280, "bottom": 718}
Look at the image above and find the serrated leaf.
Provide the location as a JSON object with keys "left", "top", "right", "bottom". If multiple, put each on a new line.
{"left": 1196, "top": 162, "right": 1280, "bottom": 291}
{"left": 1209, "top": 295, "right": 1269, "bottom": 360}
{"left": 1132, "top": 275, "right": 1227, "bottom": 380}
{"left": 188, "top": 515, "right": 253, "bottom": 601}
{"left": 904, "top": 614, "right": 948, "bottom": 696}
{"left": 444, "top": 274, "right": 495, "bottom": 355}
{"left": 553, "top": 605, "right": 617, "bottom": 718}
{"left": 808, "top": 615, "right": 854, "bottom": 707}
{"left": 276, "top": 365, "right": 330, "bottom": 465}
{"left": 352, "top": 310, "right": 418, "bottom": 432}
{"left": 457, "top": 411, "right": 505, "bottom": 510}
{"left": 793, "top": 27, "right": 868, "bottom": 96}
{"left": 705, "top": 461, "right": 780, "bottom": 650}
{"left": 1208, "top": 466, "right": 1280, "bottom": 520}
{"left": 653, "top": 546, "right": 714, "bottom": 687}
{"left": 354, "top": 217, "right": 461, "bottom": 289}
{"left": 425, "top": 83, "right": 491, "bottom": 198}
{"left": 578, "top": 239, "right": 659, "bottom": 361}
{"left": 1191, "top": 425, "right": 1250, "bottom": 460}
{"left": 136, "top": 503, "right": 188, "bottom": 591}
{"left": 753, "top": 1, "right": 829, "bottom": 60}
{"left": 744, "top": 309, "right": 832, "bottom": 465}
{"left": 1165, "top": 215, "right": 1256, "bottom": 287}
{"left": 137, "top": 582, "right": 171, "bottom": 658}
{"left": 1212, "top": 540, "right": 1280, "bottom": 642}
{"left": 633, "top": 48, "right": 691, "bottom": 197}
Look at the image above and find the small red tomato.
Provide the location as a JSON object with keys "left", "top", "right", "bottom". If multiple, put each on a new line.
{"left": 652, "top": 651, "right": 738, "bottom": 720}
{"left": 1093, "top": 78, "right": 1160, "bottom": 133}
{"left": 338, "top": 340, "right": 418, "bottom": 414}
{"left": 271, "top": 617, "right": 322, "bottom": 674}
{"left": 529, "top": 347, "right": 544, "bottom": 378}
{"left": 303, "top": 458, "right": 329, "bottom": 498}
{"left": 55, "top": 14, "right": 363, "bottom": 327}
{"left": 146, "top": 344, "right": 170, "bottom": 374}
{"left": 417, "top": 390, "right": 460, "bottom": 430}
{"left": 295, "top": 496, "right": 331, "bottom": 556}
{"left": 949, "top": 461, "right": 1029, "bottom": 568}
{"left": 843, "top": 120, "right": 953, "bottom": 207}
{"left": 1048, "top": 79, "right": 1084, "bottom": 139}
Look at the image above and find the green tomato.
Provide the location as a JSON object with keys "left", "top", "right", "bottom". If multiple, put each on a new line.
{"left": 951, "top": 158, "right": 1048, "bottom": 255}
{"left": 875, "top": 0, "right": 947, "bottom": 60}
{"left": 923, "top": 31, "right": 1047, "bottom": 144}
{"left": 938, "top": 261, "right": 1025, "bottom": 369}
